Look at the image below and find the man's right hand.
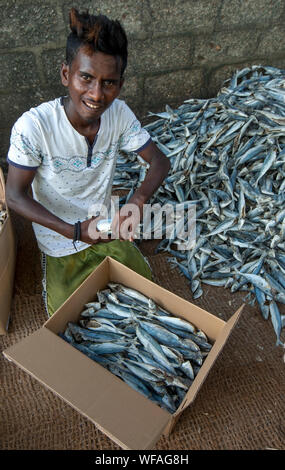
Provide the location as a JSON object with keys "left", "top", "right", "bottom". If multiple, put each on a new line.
{"left": 81, "top": 216, "right": 113, "bottom": 245}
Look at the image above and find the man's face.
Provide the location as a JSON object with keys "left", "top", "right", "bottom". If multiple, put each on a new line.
{"left": 61, "top": 46, "right": 124, "bottom": 125}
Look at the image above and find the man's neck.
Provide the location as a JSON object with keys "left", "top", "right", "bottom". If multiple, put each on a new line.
{"left": 63, "top": 97, "right": 101, "bottom": 144}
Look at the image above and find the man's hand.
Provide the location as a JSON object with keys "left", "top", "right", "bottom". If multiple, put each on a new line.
{"left": 81, "top": 216, "right": 113, "bottom": 244}
{"left": 111, "top": 203, "right": 141, "bottom": 242}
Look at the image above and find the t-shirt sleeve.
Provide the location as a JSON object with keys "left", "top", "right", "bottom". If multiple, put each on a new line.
{"left": 118, "top": 102, "right": 152, "bottom": 153}
{"left": 7, "top": 113, "right": 43, "bottom": 169}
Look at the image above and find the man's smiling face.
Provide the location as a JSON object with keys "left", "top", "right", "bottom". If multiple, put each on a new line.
{"left": 61, "top": 46, "right": 124, "bottom": 126}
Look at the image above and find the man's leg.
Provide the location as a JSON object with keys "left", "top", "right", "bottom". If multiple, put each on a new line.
{"left": 43, "top": 240, "right": 152, "bottom": 316}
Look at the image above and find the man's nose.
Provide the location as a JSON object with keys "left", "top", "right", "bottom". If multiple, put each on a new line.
{"left": 89, "top": 81, "right": 104, "bottom": 101}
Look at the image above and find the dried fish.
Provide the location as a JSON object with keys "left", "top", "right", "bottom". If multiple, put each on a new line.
{"left": 113, "top": 65, "right": 285, "bottom": 348}
{"left": 59, "top": 283, "right": 212, "bottom": 413}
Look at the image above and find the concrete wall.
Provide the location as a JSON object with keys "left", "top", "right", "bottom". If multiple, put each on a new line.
{"left": 1, "top": 0, "right": 285, "bottom": 170}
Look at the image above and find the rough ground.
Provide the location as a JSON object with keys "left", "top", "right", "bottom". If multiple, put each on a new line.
{"left": 0, "top": 213, "right": 284, "bottom": 450}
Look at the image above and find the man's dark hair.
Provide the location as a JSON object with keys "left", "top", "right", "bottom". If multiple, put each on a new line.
{"left": 66, "top": 8, "right": 128, "bottom": 77}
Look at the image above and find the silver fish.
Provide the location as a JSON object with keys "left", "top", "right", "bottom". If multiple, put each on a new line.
{"left": 135, "top": 325, "right": 177, "bottom": 375}
{"left": 139, "top": 319, "right": 199, "bottom": 351}
{"left": 149, "top": 314, "right": 196, "bottom": 334}
{"left": 96, "top": 218, "right": 113, "bottom": 234}
{"left": 108, "top": 283, "right": 157, "bottom": 311}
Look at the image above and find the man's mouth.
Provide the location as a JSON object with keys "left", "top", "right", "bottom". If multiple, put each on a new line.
{"left": 83, "top": 100, "right": 102, "bottom": 110}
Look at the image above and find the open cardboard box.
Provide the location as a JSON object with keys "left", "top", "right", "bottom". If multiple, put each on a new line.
{"left": 3, "top": 256, "right": 243, "bottom": 449}
{"left": 0, "top": 168, "right": 16, "bottom": 334}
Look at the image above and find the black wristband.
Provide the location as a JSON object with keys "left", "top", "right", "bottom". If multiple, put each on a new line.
{"left": 77, "top": 221, "right": 81, "bottom": 242}
{"left": 73, "top": 221, "right": 81, "bottom": 251}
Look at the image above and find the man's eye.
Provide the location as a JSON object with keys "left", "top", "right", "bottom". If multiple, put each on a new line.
{"left": 81, "top": 75, "right": 91, "bottom": 81}
{"left": 103, "top": 80, "right": 114, "bottom": 88}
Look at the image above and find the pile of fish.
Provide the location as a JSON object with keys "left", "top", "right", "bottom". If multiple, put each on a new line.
{"left": 114, "top": 65, "right": 285, "bottom": 347}
{"left": 59, "top": 282, "right": 212, "bottom": 413}
{"left": 0, "top": 203, "right": 7, "bottom": 231}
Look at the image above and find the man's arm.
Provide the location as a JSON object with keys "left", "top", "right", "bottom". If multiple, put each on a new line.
{"left": 112, "top": 141, "right": 170, "bottom": 240}
{"left": 128, "top": 140, "right": 170, "bottom": 212}
{"left": 5, "top": 165, "right": 104, "bottom": 244}
{"left": 6, "top": 165, "right": 74, "bottom": 239}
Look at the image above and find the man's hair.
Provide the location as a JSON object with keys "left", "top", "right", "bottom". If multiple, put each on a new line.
{"left": 66, "top": 8, "right": 128, "bottom": 77}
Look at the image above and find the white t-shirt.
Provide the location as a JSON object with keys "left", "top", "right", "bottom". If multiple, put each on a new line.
{"left": 7, "top": 97, "right": 151, "bottom": 257}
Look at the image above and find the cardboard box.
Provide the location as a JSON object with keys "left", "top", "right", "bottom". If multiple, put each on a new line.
{"left": 0, "top": 168, "right": 16, "bottom": 334}
{"left": 3, "top": 256, "right": 243, "bottom": 449}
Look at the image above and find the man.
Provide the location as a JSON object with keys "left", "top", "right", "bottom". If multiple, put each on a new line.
{"left": 6, "top": 8, "right": 170, "bottom": 316}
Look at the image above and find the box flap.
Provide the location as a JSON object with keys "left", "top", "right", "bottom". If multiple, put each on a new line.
{"left": 0, "top": 256, "right": 16, "bottom": 334}
{"left": 3, "top": 327, "right": 170, "bottom": 450}
{"left": 0, "top": 179, "right": 16, "bottom": 334}
{"left": 175, "top": 304, "right": 244, "bottom": 413}
{"left": 0, "top": 167, "right": 6, "bottom": 203}
{"left": 0, "top": 214, "right": 15, "bottom": 271}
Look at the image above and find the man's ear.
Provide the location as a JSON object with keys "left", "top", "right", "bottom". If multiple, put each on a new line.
{"left": 60, "top": 62, "right": 69, "bottom": 87}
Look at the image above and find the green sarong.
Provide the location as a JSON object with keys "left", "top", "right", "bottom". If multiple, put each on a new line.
{"left": 42, "top": 240, "right": 152, "bottom": 317}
